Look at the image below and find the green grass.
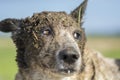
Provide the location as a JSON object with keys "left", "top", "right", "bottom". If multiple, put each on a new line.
{"left": 0, "top": 38, "right": 17, "bottom": 80}
{"left": 103, "top": 50, "right": 120, "bottom": 58}
{"left": 0, "top": 36, "right": 120, "bottom": 80}
{"left": 87, "top": 36, "right": 120, "bottom": 58}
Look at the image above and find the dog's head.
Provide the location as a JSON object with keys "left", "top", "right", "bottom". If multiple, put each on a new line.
{"left": 0, "top": 0, "right": 87, "bottom": 76}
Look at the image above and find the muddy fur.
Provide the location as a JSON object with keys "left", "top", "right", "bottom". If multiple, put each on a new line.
{"left": 0, "top": 0, "right": 120, "bottom": 80}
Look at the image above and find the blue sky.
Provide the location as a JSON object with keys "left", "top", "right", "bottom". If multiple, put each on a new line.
{"left": 0, "top": 0, "right": 120, "bottom": 35}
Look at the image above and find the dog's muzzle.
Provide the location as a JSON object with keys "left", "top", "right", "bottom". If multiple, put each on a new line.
{"left": 56, "top": 47, "right": 81, "bottom": 74}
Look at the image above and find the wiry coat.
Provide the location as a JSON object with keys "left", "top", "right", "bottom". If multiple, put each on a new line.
{"left": 0, "top": 0, "right": 120, "bottom": 80}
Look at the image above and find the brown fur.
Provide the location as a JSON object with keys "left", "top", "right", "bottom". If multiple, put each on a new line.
{"left": 0, "top": 0, "right": 120, "bottom": 80}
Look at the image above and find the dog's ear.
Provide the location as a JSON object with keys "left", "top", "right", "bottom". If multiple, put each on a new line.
{"left": 70, "top": 0, "right": 88, "bottom": 26}
{"left": 0, "top": 18, "right": 22, "bottom": 33}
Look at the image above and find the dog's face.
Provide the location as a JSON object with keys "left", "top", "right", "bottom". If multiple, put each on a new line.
{"left": 17, "top": 12, "right": 86, "bottom": 76}
{"left": 0, "top": 0, "right": 87, "bottom": 76}
{"left": 24, "top": 12, "right": 86, "bottom": 75}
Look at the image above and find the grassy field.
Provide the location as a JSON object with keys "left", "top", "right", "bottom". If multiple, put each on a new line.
{"left": 0, "top": 38, "right": 17, "bottom": 80}
{"left": 0, "top": 36, "right": 120, "bottom": 80}
{"left": 87, "top": 36, "right": 120, "bottom": 58}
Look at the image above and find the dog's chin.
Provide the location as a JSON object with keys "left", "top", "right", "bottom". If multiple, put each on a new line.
{"left": 56, "top": 68, "right": 78, "bottom": 76}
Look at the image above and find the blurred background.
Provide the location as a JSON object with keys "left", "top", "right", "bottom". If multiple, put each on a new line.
{"left": 0, "top": 0, "right": 120, "bottom": 80}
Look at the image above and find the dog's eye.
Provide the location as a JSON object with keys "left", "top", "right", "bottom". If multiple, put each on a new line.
{"left": 73, "top": 31, "right": 81, "bottom": 40}
{"left": 42, "top": 29, "right": 51, "bottom": 35}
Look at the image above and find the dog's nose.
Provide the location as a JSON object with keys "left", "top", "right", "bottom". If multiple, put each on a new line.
{"left": 58, "top": 48, "right": 79, "bottom": 64}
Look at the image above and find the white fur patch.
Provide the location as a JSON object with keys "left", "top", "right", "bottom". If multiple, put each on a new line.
{"left": 62, "top": 75, "right": 77, "bottom": 80}
{"left": 56, "top": 29, "right": 82, "bottom": 71}
{"left": 62, "top": 77, "right": 72, "bottom": 80}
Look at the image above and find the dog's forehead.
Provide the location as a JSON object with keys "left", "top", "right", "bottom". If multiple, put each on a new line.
{"left": 24, "top": 12, "right": 79, "bottom": 29}
{"left": 33, "top": 11, "right": 73, "bottom": 22}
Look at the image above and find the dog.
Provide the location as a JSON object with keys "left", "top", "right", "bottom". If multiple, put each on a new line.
{"left": 0, "top": 0, "right": 120, "bottom": 80}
